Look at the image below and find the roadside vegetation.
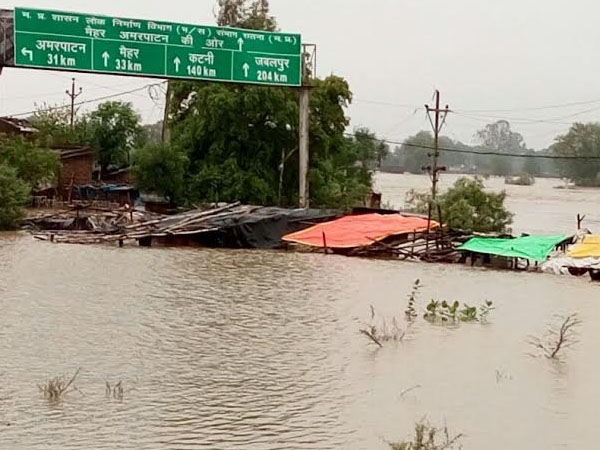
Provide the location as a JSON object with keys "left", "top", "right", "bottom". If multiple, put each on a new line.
{"left": 406, "top": 177, "right": 513, "bottom": 233}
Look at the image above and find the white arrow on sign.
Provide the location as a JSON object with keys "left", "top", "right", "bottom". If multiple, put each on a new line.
{"left": 242, "top": 62, "right": 250, "bottom": 78}
{"left": 237, "top": 37, "right": 244, "bottom": 52}
{"left": 102, "top": 51, "right": 110, "bottom": 67}
{"left": 174, "top": 56, "right": 181, "bottom": 73}
{"left": 21, "top": 47, "right": 33, "bottom": 61}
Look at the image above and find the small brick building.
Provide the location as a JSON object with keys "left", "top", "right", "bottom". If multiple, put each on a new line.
{"left": 52, "top": 146, "right": 94, "bottom": 200}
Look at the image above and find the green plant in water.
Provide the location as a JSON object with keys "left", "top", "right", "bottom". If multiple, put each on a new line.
{"left": 479, "top": 301, "right": 495, "bottom": 323}
{"left": 405, "top": 279, "right": 422, "bottom": 321}
{"left": 388, "top": 420, "right": 463, "bottom": 450}
{"left": 459, "top": 304, "right": 478, "bottom": 322}
{"left": 424, "top": 300, "right": 494, "bottom": 324}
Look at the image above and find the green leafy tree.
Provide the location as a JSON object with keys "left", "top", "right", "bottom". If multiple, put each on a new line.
{"left": 352, "top": 127, "right": 389, "bottom": 169}
{"left": 552, "top": 122, "right": 600, "bottom": 185}
{"left": 398, "top": 131, "right": 470, "bottom": 174}
{"left": 217, "top": 0, "right": 276, "bottom": 30}
{"left": 0, "top": 135, "right": 60, "bottom": 189}
{"left": 399, "top": 131, "right": 434, "bottom": 174}
{"left": 476, "top": 120, "right": 526, "bottom": 153}
{"left": 133, "top": 143, "right": 188, "bottom": 204}
{"left": 407, "top": 177, "right": 513, "bottom": 233}
{"left": 0, "top": 164, "right": 30, "bottom": 230}
{"left": 475, "top": 120, "right": 528, "bottom": 176}
{"left": 82, "top": 101, "right": 143, "bottom": 176}
{"left": 161, "top": 1, "right": 376, "bottom": 209}
{"left": 28, "top": 103, "right": 87, "bottom": 147}
{"left": 141, "top": 121, "right": 164, "bottom": 146}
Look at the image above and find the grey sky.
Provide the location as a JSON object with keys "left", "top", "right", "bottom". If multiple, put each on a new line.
{"left": 2, "top": 0, "right": 599, "bottom": 149}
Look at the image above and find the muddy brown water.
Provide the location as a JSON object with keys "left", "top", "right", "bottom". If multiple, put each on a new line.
{"left": 0, "top": 174, "right": 599, "bottom": 449}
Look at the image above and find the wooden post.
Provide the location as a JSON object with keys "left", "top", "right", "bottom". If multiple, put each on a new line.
{"left": 322, "top": 231, "right": 328, "bottom": 254}
{"left": 577, "top": 214, "right": 586, "bottom": 230}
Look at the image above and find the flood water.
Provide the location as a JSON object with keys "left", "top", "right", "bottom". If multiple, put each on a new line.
{"left": 0, "top": 174, "right": 599, "bottom": 450}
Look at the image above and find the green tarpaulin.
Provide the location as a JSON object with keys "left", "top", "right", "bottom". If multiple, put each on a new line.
{"left": 458, "top": 235, "right": 569, "bottom": 262}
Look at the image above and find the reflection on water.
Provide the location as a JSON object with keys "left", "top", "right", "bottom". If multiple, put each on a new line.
{"left": 0, "top": 174, "right": 599, "bottom": 449}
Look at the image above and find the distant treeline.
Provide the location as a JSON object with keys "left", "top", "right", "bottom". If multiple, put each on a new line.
{"left": 381, "top": 124, "right": 557, "bottom": 178}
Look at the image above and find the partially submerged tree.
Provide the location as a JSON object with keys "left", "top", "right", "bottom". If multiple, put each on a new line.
{"left": 407, "top": 177, "right": 513, "bottom": 233}
{"left": 529, "top": 313, "right": 581, "bottom": 360}
{"left": 476, "top": 120, "right": 529, "bottom": 176}
{"left": 552, "top": 122, "right": 600, "bottom": 186}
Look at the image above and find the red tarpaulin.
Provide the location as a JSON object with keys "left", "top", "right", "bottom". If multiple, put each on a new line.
{"left": 282, "top": 213, "right": 438, "bottom": 249}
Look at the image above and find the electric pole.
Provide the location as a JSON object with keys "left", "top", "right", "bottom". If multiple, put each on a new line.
{"left": 65, "top": 78, "right": 82, "bottom": 129}
{"left": 298, "top": 46, "right": 312, "bottom": 208}
{"left": 161, "top": 81, "right": 170, "bottom": 143}
{"left": 425, "top": 90, "right": 450, "bottom": 199}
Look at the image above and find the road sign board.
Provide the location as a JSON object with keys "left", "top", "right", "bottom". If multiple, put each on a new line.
{"left": 13, "top": 7, "right": 302, "bottom": 87}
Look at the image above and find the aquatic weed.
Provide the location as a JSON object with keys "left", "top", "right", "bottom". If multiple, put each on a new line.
{"left": 388, "top": 420, "right": 463, "bottom": 450}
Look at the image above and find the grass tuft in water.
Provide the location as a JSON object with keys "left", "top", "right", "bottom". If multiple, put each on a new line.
{"left": 388, "top": 420, "right": 463, "bottom": 450}
{"left": 106, "top": 381, "right": 124, "bottom": 401}
{"left": 38, "top": 368, "right": 81, "bottom": 401}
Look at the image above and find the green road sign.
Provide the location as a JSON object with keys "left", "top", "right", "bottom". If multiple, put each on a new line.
{"left": 13, "top": 7, "right": 302, "bottom": 87}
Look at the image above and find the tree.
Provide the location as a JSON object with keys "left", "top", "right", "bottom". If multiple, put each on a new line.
{"left": 133, "top": 143, "right": 188, "bottom": 204}
{"left": 28, "top": 103, "right": 87, "bottom": 147}
{"left": 0, "top": 135, "right": 60, "bottom": 189}
{"left": 476, "top": 120, "right": 528, "bottom": 176}
{"left": 82, "top": 101, "right": 143, "bottom": 176}
{"left": 552, "top": 122, "right": 600, "bottom": 185}
{"left": 351, "top": 127, "right": 389, "bottom": 170}
{"left": 162, "top": 2, "right": 377, "bottom": 209}
{"left": 521, "top": 151, "right": 541, "bottom": 176}
{"left": 217, "top": 0, "right": 276, "bottom": 30}
{"left": 400, "top": 131, "right": 434, "bottom": 174}
{"left": 141, "top": 121, "right": 164, "bottom": 145}
{"left": 476, "top": 120, "right": 526, "bottom": 153}
{"left": 407, "top": 177, "right": 513, "bottom": 233}
{"left": 0, "top": 164, "right": 30, "bottom": 230}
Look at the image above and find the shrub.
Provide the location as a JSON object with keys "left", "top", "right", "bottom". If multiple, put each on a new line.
{"left": 407, "top": 177, "right": 513, "bottom": 233}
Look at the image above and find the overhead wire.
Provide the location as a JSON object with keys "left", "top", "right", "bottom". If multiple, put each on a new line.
{"left": 5, "top": 81, "right": 166, "bottom": 117}
{"left": 345, "top": 132, "right": 600, "bottom": 160}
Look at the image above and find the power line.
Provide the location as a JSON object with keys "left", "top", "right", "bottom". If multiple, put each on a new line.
{"left": 453, "top": 105, "right": 600, "bottom": 126}
{"left": 346, "top": 133, "right": 600, "bottom": 160}
{"left": 456, "top": 97, "right": 600, "bottom": 113}
{"left": 5, "top": 82, "right": 166, "bottom": 118}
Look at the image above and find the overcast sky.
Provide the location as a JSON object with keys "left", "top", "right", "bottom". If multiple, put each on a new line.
{"left": 2, "top": 0, "right": 600, "bottom": 149}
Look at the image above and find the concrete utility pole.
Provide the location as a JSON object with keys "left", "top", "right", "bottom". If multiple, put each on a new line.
{"left": 161, "top": 81, "right": 170, "bottom": 143}
{"left": 65, "top": 77, "right": 82, "bottom": 129}
{"left": 298, "top": 50, "right": 311, "bottom": 208}
{"left": 425, "top": 90, "right": 450, "bottom": 200}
